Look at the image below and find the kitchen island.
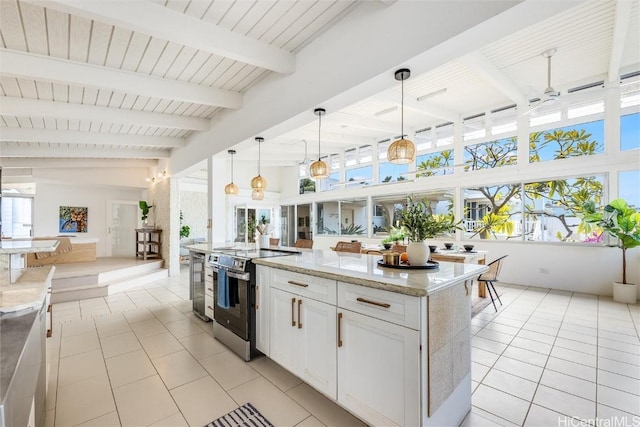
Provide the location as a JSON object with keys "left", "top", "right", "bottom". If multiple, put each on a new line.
{"left": 0, "top": 239, "right": 57, "bottom": 427}
{"left": 253, "top": 249, "right": 488, "bottom": 427}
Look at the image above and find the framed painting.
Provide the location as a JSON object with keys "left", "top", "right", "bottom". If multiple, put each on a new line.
{"left": 59, "top": 206, "right": 88, "bottom": 233}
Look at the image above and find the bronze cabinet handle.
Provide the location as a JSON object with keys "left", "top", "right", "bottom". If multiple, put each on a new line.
{"left": 47, "top": 304, "right": 53, "bottom": 338}
{"left": 207, "top": 288, "right": 213, "bottom": 292}
{"left": 356, "top": 297, "right": 391, "bottom": 309}
{"left": 207, "top": 305, "right": 214, "bottom": 310}
{"left": 337, "top": 312, "right": 343, "bottom": 347}
{"left": 255, "top": 285, "right": 259, "bottom": 310}
{"left": 291, "top": 297, "right": 296, "bottom": 327}
{"left": 287, "top": 280, "right": 309, "bottom": 288}
{"left": 298, "top": 299, "right": 302, "bottom": 329}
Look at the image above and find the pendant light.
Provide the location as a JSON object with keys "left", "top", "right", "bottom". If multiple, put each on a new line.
{"left": 250, "top": 137, "right": 267, "bottom": 198}
{"left": 387, "top": 68, "right": 415, "bottom": 164}
{"left": 299, "top": 139, "right": 311, "bottom": 177}
{"left": 309, "top": 108, "right": 329, "bottom": 179}
{"left": 251, "top": 188, "right": 264, "bottom": 200}
{"left": 224, "top": 149, "right": 238, "bottom": 195}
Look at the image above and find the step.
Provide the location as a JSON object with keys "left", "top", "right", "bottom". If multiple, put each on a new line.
{"left": 99, "top": 260, "right": 164, "bottom": 283}
{"left": 52, "top": 273, "right": 99, "bottom": 290}
{"left": 107, "top": 268, "right": 169, "bottom": 295}
{"left": 51, "top": 267, "right": 168, "bottom": 304}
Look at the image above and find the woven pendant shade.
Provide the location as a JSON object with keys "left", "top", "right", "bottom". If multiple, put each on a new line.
{"left": 251, "top": 188, "right": 264, "bottom": 200}
{"left": 309, "top": 108, "right": 330, "bottom": 179}
{"left": 387, "top": 68, "right": 415, "bottom": 164}
{"left": 387, "top": 138, "right": 415, "bottom": 164}
{"left": 309, "top": 159, "right": 329, "bottom": 179}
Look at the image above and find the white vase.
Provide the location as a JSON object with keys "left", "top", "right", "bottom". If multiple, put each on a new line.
{"left": 259, "top": 235, "right": 270, "bottom": 248}
{"left": 406, "top": 241, "right": 430, "bottom": 266}
{"left": 613, "top": 282, "right": 637, "bottom": 304}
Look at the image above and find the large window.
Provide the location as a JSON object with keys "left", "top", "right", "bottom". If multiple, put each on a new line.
{"left": 1, "top": 196, "right": 33, "bottom": 238}
{"left": 619, "top": 170, "right": 640, "bottom": 209}
{"left": 529, "top": 120, "right": 604, "bottom": 163}
{"left": 464, "top": 137, "right": 517, "bottom": 171}
{"left": 316, "top": 199, "right": 367, "bottom": 236}
{"left": 416, "top": 149, "right": 454, "bottom": 177}
{"left": 621, "top": 113, "right": 640, "bottom": 151}
{"left": 378, "top": 140, "right": 408, "bottom": 183}
{"left": 463, "top": 174, "right": 605, "bottom": 243}
{"left": 345, "top": 145, "right": 373, "bottom": 188}
{"left": 372, "top": 191, "right": 454, "bottom": 236}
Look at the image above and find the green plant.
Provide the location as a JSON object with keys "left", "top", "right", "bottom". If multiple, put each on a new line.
{"left": 179, "top": 211, "right": 190, "bottom": 239}
{"left": 400, "top": 197, "right": 462, "bottom": 242}
{"left": 139, "top": 201, "right": 153, "bottom": 221}
{"left": 472, "top": 206, "right": 515, "bottom": 239}
{"left": 256, "top": 215, "right": 269, "bottom": 234}
{"left": 381, "top": 226, "right": 407, "bottom": 244}
{"left": 583, "top": 198, "right": 640, "bottom": 284}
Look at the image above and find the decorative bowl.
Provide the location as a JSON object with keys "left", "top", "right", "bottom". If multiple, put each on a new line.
{"left": 444, "top": 243, "right": 453, "bottom": 249}
{"left": 463, "top": 244, "right": 474, "bottom": 252}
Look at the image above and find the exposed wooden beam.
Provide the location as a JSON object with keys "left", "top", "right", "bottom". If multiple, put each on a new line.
{"left": 0, "top": 97, "right": 210, "bottom": 131}
{"left": 284, "top": 131, "right": 378, "bottom": 147}
{"left": 0, "top": 143, "right": 170, "bottom": 159}
{"left": 608, "top": 0, "right": 633, "bottom": 83}
{"left": 376, "top": 93, "right": 459, "bottom": 123}
{"left": 25, "top": 0, "right": 295, "bottom": 74}
{"left": 0, "top": 158, "right": 157, "bottom": 168}
{"left": 463, "top": 51, "right": 527, "bottom": 105}
{"left": 0, "top": 128, "right": 185, "bottom": 148}
{"left": 0, "top": 49, "right": 242, "bottom": 108}
{"left": 330, "top": 112, "right": 414, "bottom": 135}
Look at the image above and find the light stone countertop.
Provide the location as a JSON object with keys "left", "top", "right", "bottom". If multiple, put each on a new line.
{"left": 0, "top": 239, "right": 59, "bottom": 254}
{"left": 0, "top": 266, "right": 55, "bottom": 312}
{"left": 253, "top": 249, "right": 488, "bottom": 297}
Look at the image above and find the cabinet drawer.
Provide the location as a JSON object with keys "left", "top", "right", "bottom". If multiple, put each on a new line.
{"left": 337, "top": 282, "right": 420, "bottom": 330}
{"left": 271, "top": 269, "right": 336, "bottom": 304}
{"left": 204, "top": 267, "right": 214, "bottom": 285}
{"left": 205, "top": 293, "right": 214, "bottom": 320}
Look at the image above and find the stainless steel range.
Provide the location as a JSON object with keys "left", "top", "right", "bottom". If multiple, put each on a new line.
{"left": 206, "top": 246, "right": 299, "bottom": 361}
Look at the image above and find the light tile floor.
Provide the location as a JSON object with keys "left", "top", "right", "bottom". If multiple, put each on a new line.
{"left": 46, "top": 268, "right": 640, "bottom": 426}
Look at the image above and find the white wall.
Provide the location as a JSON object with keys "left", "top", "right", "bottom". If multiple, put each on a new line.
{"left": 179, "top": 190, "right": 208, "bottom": 240}
{"left": 34, "top": 183, "right": 143, "bottom": 257}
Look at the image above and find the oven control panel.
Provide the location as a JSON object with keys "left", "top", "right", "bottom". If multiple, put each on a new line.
{"left": 208, "top": 254, "right": 247, "bottom": 273}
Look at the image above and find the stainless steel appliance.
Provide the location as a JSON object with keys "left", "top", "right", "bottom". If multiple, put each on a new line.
{"left": 189, "top": 251, "right": 208, "bottom": 321}
{"left": 207, "top": 247, "right": 299, "bottom": 361}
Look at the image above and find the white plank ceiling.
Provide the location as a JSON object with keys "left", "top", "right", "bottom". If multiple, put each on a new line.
{"left": 0, "top": 0, "right": 639, "bottom": 176}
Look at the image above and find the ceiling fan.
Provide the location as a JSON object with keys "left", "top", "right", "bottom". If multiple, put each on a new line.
{"left": 525, "top": 48, "right": 560, "bottom": 114}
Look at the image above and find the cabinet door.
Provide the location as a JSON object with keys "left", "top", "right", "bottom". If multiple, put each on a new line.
{"left": 255, "top": 265, "right": 270, "bottom": 355}
{"left": 298, "top": 298, "right": 337, "bottom": 399}
{"left": 269, "top": 288, "right": 298, "bottom": 371}
{"left": 337, "top": 310, "right": 420, "bottom": 427}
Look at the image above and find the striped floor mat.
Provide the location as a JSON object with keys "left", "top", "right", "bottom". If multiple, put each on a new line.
{"left": 204, "top": 403, "right": 273, "bottom": 427}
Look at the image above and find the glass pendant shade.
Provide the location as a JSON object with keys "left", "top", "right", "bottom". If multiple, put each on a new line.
{"left": 309, "top": 159, "right": 329, "bottom": 179}
{"left": 224, "top": 182, "right": 238, "bottom": 195}
{"left": 250, "top": 137, "right": 267, "bottom": 190}
{"left": 224, "top": 149, "right": 238, "bottom": 195}
{"left": 250, "top": 175, "right": 267, "bottom": 190}
{"left": 251, "top": 188, "right": 264, "bottom": 200}
{"left": 387, "top": 68, "right": 416, "bottom": 164}
{"left": 309, "top": 108, "right": 330, "bottom": 179}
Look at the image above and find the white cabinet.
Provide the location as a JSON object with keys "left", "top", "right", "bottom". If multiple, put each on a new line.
{"left": 204, "top": 266, "right": 214, "bottom": 320}
{"left": 255, "top": 265, "right": 270, "bottom": 355}
{"left": 269, "top": 287, "right": 337, "bottom": 399}
{"left": 337, "top": 309, "right": 420, "bottom": 427}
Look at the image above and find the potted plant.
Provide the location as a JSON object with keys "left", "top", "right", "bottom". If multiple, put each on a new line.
{"left": 139, "top": 201, "right": 153, "bottom": 227}
{"left": 256, "top": 215, "right": 271, "bottom": 247}
{"left": 179, "top": 211, "right": 190, "bottom": 239}
{"left": 400, "top": 197, "right": 462, "bottom": 265}
{"left": 583, "top": 198, "right": 640, "bottom": 303}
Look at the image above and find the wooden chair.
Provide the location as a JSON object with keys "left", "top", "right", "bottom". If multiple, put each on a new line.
{"left": 269, "top": 238, "right": 280, "bottom": 246}
{"left": 391, "top": 244, "right": 407, "bottom": 254}
{"left": 477, "top": 255, "right": 508, "bottom": 312}
{"left": 365, "top": 250, "right": 383, "bottom": 255}
{"left": 294, "top": 239, "right": 314, "bottom": 249}
{"left": 334, "top": 241, "right": 362, "bottom": 253}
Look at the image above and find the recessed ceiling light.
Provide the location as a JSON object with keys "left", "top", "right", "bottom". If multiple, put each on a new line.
{"left": 375, "top": 106, "right": 398, "bottom": 116}
{"left": 416, "top": 88, "right": 447, "bottom": 101}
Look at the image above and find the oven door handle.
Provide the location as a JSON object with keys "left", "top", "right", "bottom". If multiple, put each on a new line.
{"left": 209, "top": 266, "right": 250, "bottom": 281}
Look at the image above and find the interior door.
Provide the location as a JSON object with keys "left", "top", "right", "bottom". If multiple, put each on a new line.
{"left": 107, "top": 200, "right": 138, "bottom": 256}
